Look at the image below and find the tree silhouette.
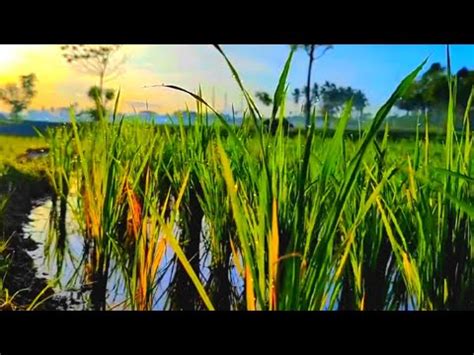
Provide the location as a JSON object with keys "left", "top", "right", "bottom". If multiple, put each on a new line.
{"left": 0, "top": 73, "right": 37, "bottom": 118}
{"left": 61, "top": 45, "right": 126, "bottom": 104}
{"left": 86, "top": 86, "right": 116, "bottom": 121}
{"left": 320, "top": 81, "right": 339, "bottom": 116}
{"left": 311, "top": 83, "right": 320, "bottom": 104}
{"left": 291, "top": 44, "right": 333, "bottom": 127}
{"left": 255, "top": 90, "right": 294, "bottom": 134}
{"left": 394, "top": 62, "right": 474, "bottom": 127}
{"left": 292, "top": 88, "right": 301, "bottom": 105}
{"left": 292, "top": 83, "right": 320, "bottom": 116}
{"left": 319, "top": 82, "right": 368, "bottom": 118}
{"left": 396, "top": 80, "right": 424, "bottom": 116}
{"left": 456, "top": 67, "right": 474, "bottom": 120}
{"left": 255, "top": 91, "right": 273, "bottom": 106}
{"left": 353, "top": 89, "right": 369, "bottom": 118}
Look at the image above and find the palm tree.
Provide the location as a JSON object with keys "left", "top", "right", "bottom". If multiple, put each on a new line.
{"left": 292, "top": 88, "right": 302, "bottom": 115}
{"left": 291, "top": 44, "right": 333, "bottom": 128}
{"left": 353, "top": 89, "right": 368, "bottom": 119}
{"left": 255, "top": 90, "right": 294, "bottom": 134}
{"left": 87, "top": 86, "right": 116, "bottom": 121}
{"left": 320, "top": 81, "right": 339, "bottom": 117}
{"left": 292, "top": 88, "right": 301, "bottom": 104}
{"left": 255, "top": 91, "right": 273, "bottom": 107}
{"left": 311, "top": 83, "right": 320, "bottom": 104}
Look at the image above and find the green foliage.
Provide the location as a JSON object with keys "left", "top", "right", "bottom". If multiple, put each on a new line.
{"left": 290, "top": 81, "right": 369, "bottom": 119}
{"left": 61, "top": 45, "right": 125, "bottom": 119}
{"left": 85, "top": 86, "right": 116, "bottom": 121}
{"left": 0, "top": 74, "right": 37, "bottom": 118}
{"left": 292, "top": 45, "right": 333, "bottom": 127}
{"left": 255, "top": 91, "right": 273, "bottom": 106}
{"left": 396, "top": 62, "right": 474, "bottom": 126}
{"left": 318, "top": 82, "right": 369, "bottom": 118}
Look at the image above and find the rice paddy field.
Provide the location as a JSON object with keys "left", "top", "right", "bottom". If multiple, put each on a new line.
{"left": 0, "top": 48, "right": 473, "bottom": 311}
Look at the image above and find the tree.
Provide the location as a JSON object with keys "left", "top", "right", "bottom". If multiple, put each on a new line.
{"left": 353, "top": 89, "right": 368, "bottom": 118}
{"left": 86, "top": 86, "right": 116, "bottom": 121}
{"left": 292, "top": 88, "right": 301, "bottom": 105}
{"left": 394, "top": 62, "right": 474, "bottom": 127}
{"left": 420, "top": 63, "right": 447, "bottom": 115}
{"left": 421, "top": 63, "right": 444, "bottom": 82}
{"left": 292, "top": 83, "right": 320, "bottom": 115}
{"left": 255, "top": 91, "right": 273, "bottom": 106}
{"left": 320, "top": 81, "right": 340, "bottom": 116}
{"left": 291, "top": 44, "right": 333, "bottom": 128}
{"left": 0, "top": 73, "right": 37, "bottom": 118}
{"left": 88, "top": 86, "right": 115, "bottom": 103}
{"left": 301, "top": 83, "right": 320, "bottom": 105}
{"left": 319, "top": 82, "right": 368, "bottom": 119}
{"left": 457, "top": 67, "right": 470, "bottom": 79}
{"left": 255, "top": 90, "right": 294, "bottom": 134}
{"left": 311, "top": 83, "right": 320, "bottom": 104}
{"left": 395, "top": 80, "right": 425, "bottom": 116}
{"left": 61, "top": 45, "right": 125, "bottom": 103}
{"left": 456, "top": 67, "right": 474, "bottom": 117}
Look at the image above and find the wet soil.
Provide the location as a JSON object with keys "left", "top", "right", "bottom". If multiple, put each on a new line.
{"left": 0, "top": 167, "right": 68, "bottom": 310}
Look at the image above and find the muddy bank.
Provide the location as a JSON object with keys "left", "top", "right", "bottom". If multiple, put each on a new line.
{"left": 0, "top": 167, "right": 68, "bottom": 310}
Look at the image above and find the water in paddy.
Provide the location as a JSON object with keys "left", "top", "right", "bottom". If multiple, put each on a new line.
{"left": 21, "top": 194, "right": 243, "bottom": 310}
{"left": 22, "top": 197, "right": 178, "bottom": 310}
{"left": 21, "top": 198, "right": 417, "bottom": 310}
{"left": 23, "top": 198, "right": 86, "bottom": 310}
{"left": 22, "top": 194, "right": 417, "bottom": 310}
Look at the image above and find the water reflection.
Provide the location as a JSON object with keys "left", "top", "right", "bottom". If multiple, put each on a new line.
{"left": 21, "top": 197, "right": 234, "bottom": 310}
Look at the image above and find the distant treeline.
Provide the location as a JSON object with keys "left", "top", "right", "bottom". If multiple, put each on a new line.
{"left": 395, "top": 63, "right": 474, "bottom": 125}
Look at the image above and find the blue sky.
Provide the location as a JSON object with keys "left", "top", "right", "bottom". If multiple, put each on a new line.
{"left": 220, "top": 44, "right": 474, "bottom": 113}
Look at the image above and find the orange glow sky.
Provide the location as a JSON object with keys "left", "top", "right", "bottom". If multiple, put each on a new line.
{"left": 0, "top": 45, "right": 275, "bottom": 115}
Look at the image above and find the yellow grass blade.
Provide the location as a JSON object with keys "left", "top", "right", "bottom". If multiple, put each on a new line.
{"left": 360, "top": 292, "right": 365, "bottom": 311}
{"left": 407, "top": 156, "right": 418, "bottom": 202}
{"left": 164, "top": 223, "right": 215, "bottom": 310}
{"left": 175, "top": 168, "right": 190, "bottom": 209}
{"left": 230, "top": 238, "right": 244, "bottom": 278}
{"left": 269, "top": 198, "right": 279, "bottom": 310}
{"left": 334, "top": 175, "right": 387, "bottom": 280}
{"left": 245, "top": 265, "right": 256, "bottom": 311}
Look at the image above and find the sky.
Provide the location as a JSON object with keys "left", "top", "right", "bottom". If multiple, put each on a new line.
{"left": 0, "top": 44, "right": 473, "bottom": 116}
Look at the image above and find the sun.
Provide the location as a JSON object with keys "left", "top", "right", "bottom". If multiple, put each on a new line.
{"left": 0, "top": 45, "right": 20, "bottom": 68}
